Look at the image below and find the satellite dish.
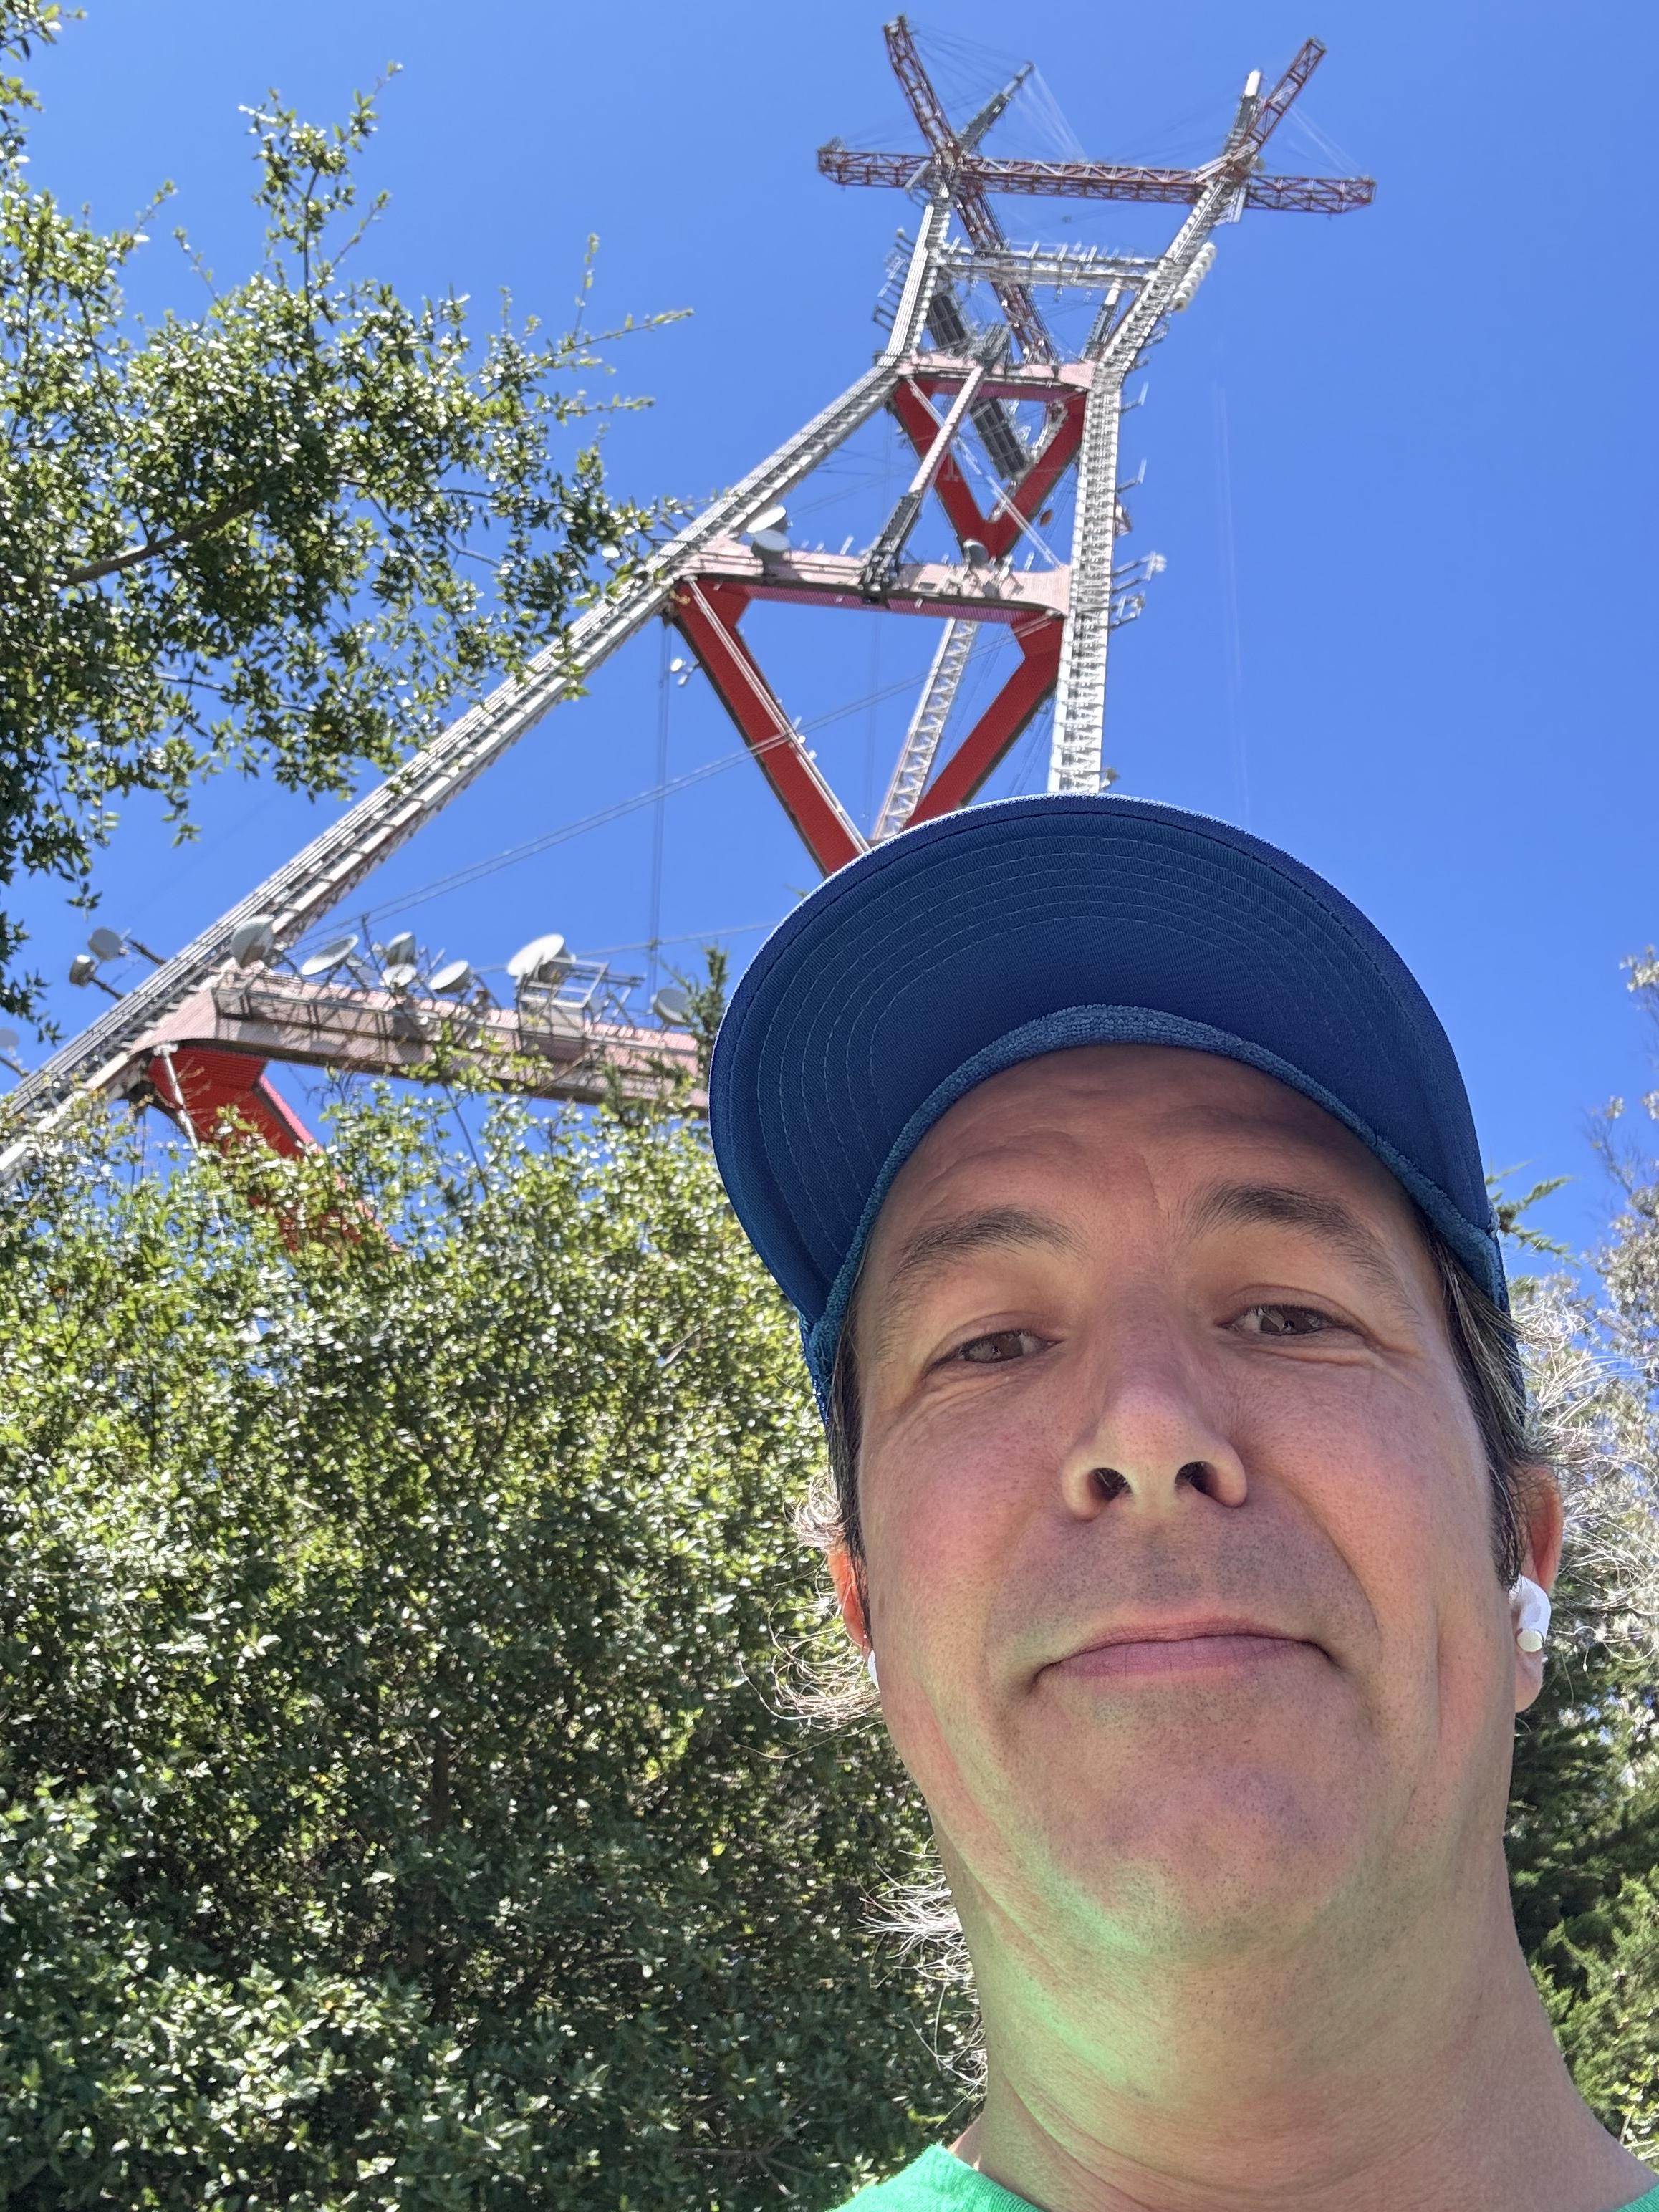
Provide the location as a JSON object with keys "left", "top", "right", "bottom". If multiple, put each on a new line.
{"left": 381, "top": 961, "right": 420, "bottom": 992}
{"left": 428, "top": 958, "right": 473, "bottom": 996}
{"left": 382, "top": 930, "right": 418, "bottom": 970}
{"left": 0, "top": 1026, "right": 19, "bottom": 1054}
{"left": 748, "top": 501, "right": 790, "bottom": 555}
{"left": 87, "top": 926, "right": 125, "bottom": 961}
{"left": 229, "top": 915, "right": 277, "bottom": 968}
{"left": 668, "top": 656, "right": 686, "bottom": 674}
{"left": 963, "top": 539, "right": 991, "bottom": 569}
{"left": 68, "top": 953, "right": 99, "bottom": 987}
{"left": 299, "top": 933, "right": 360, "bottom": 980}
{"left": 650, "top": 984, "right": 693, "bottom": 1024}
{"left": 508, "top": 932, "right": 570, "bottom": 986}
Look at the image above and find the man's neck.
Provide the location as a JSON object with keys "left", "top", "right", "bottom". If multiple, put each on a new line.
{"left": 950, "top": 1859, "right": 1654, "bottom": 2212}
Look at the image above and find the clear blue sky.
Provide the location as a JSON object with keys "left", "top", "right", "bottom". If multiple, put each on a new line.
{"left": 15, "top": 0, "right": 1658, "bottom": 1259}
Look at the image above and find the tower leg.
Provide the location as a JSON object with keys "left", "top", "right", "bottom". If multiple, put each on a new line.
{"left": 1049, "top": 368, "right": 1123, "bottom": 794}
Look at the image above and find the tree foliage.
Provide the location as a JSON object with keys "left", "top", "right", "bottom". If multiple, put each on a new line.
{"left": 0, "top": 1, "right": 679, "bottom": 1026}
{"left": 0, "top": 1019, "right": 1657, "bottom": 2198}
{"left": 0, "top": 1097, "right": 973, "bottom": 2207}
{"left": 1506, "top": 958, "right": 1659, "bottom": 2164}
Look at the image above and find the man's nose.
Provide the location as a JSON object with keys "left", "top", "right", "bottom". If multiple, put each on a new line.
{"left": 1057, "top": 1312, "right": 1249, "bottom": 1519}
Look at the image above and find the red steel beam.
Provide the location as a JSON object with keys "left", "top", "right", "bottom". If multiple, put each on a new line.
{"left": 671, "top": 566, "right": 1064, "bottom": 872}
{"left": 891, "top": 376, "right": 1000, "bottom": 556}
{"left": 891, "top": 377, "right": 1085, "bottom": 560}
{"left": 149, "top": 1044, "right": 314, "bottom": 1155}
{"left": 669, "top": 578, "right": 867, "bottom": 876}
{"left": 910, "top": 616, "right": 1063, "bottom": 822}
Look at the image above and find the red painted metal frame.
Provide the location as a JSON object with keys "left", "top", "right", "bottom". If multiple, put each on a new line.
{"left": 910, "top": 616, "right": 1062, "bottom": 824}
{"left": 890, "top": 376, "right": 1085, "bottom": 561}
{"left": 672, "top": 570, "right": 1063, "bottom": 874}
{"left": 148, "top": 1045, "right": 313, "bottom": 1155}
{"left": 670, "top": 578, "right": 868, "bottom": 877}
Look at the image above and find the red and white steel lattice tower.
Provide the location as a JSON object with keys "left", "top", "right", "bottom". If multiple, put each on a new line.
{"left": 0, "top": 19, "right": 1372, "bottom": 1172}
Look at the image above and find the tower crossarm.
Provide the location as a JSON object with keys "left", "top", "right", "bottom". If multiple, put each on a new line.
{"left": 819, "top": 146, "right": 1374, "bottom": 214}
{"left": 1228, "top": 37, "right": 1325, "bottom": 163}
{"left": 934, "top": 242, "right": 1158, "bottom": 291}
{"left": 139, "top": 976, "right": 704, "bottom": 1115}
{"left": 882, "top": 15, "right": 1058, "bottom": 365}
{"left": 827, "top": 35, "right": 1368, "bottom": 215}
{"left": 958, "top": 63, "right": 1031, "bottom": 154}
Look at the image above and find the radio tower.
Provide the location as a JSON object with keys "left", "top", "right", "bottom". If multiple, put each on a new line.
{"left": 0, "top": 21, "right": 1371, "bottom": 1173}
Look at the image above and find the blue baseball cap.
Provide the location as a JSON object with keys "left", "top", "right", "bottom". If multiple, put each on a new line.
{"left": 708, "top": 792, "right": 1505, "bottom": 1410}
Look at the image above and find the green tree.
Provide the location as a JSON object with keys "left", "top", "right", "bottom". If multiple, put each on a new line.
{"left": 0, "top": 1, "right": 679, "bottom": 1028}
{"left": 4, "top": 1024, "right": 1659, "bottom": 2201}
{"left": 1504, "top": 956, "right": 1659, "bottom": 2163}
{"left": 0, "top": 1093, "right": 972, "bottom": 2208}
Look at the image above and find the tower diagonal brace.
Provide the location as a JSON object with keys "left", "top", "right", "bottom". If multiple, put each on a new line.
{"left": 875, "top": 616, "right": 977, "bottom": 841}
{"left": 911, "top": 615, "right": 1063, "bottom": 824}
{"left": 862, "top": 364, "right": 986, "bottom": 597}
{"left": 890, "top": 378, "right": 1085, "bottom": 561}
{"left": 668, "top": 579, "right": 868, "bottom": 877}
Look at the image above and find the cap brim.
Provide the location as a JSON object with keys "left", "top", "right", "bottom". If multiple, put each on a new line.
{"left": 709, "top": 793, "right": 1502, "bottom": 1405}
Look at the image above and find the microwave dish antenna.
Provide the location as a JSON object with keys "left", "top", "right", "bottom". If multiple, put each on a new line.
{"left": 507, "top": 932, "right": 571, "bottom": 986}
{"left": 229, "top": 916, "right": 279, "bottom": 968}
{"left": 428, "top": 958, "right": 473, "bottom": 996}
{"left": 299, "top": 933, "right": 361, "bottom": 981}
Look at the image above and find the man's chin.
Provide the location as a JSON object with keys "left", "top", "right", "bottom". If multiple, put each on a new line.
{"left": 978, "top": 1769, "right": 1370, "bottom": 1948}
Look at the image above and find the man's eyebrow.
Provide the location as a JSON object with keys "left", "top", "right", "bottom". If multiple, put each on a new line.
{"left": 867, "top": 1206, "right": 1084, "bottom": 1351}
{"left": 1183, "top": 1180, "right": 1414, "bottom": 1306}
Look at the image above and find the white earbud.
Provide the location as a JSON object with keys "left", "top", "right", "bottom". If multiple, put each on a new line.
{"left": 865, "top": 1645, "right": 880, "bottom": 1688}
{"left": 1510, "top": 1573, "right": 1552, "bottom": 1655}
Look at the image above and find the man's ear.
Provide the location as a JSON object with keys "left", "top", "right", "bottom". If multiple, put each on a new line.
{"left": 1514, "top": 1464, "right": 1565, "bottom": 1716}
{"left": 827, "top": 1544, "right": 870, "bottom": 1650}
{"left": 1517, "top": 1464, "right": 1565, "bottom": 1594}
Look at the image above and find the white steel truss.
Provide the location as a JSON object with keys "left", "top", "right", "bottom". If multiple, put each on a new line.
{"left": 874, "top": 617, "right": 979, "bottom": 841}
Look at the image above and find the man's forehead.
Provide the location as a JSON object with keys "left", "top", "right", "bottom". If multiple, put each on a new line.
{"left": 869, "top": 1044, "right": 1408, "bottom": 1253}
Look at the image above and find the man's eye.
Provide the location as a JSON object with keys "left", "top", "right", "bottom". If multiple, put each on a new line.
{"left": 953, "top": 1329, "right": 1046, "bottom": 1365}
{"left": 1235, "top": 1304, "right": 1340, "bottom": 1339}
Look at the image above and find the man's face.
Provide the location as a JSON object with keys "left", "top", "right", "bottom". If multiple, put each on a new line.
{"left": 847, "top": 1044, "right": 1547, "bottom": 1965}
